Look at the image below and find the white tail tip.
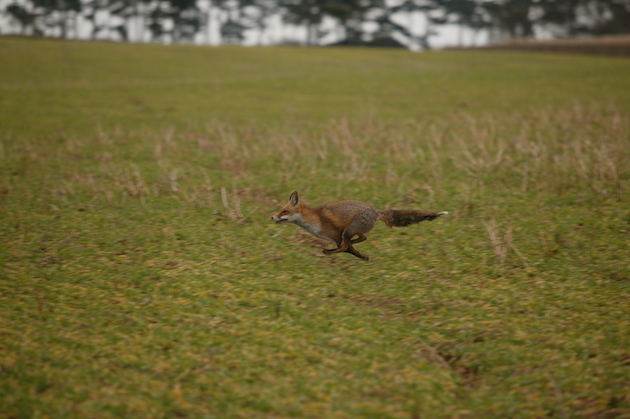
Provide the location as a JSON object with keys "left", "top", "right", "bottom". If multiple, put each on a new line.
{"left": 438, "top": 211, "right": 448, "bottom": 216}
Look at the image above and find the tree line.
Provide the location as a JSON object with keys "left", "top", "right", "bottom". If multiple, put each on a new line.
{"left": 3, "top": 0, "right": 630, "bottom": 49}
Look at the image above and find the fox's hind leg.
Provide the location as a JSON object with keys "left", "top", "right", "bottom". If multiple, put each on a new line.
{"left": 322, "top": 213, "right": 374, "bottom": 260}
{"left": 322, "top": 246, "right": 345, "bottom": 255}
{"left": 323, "top": 243, "right": 369, "bottom": 261}
{"left": 350, "top": 233, "right": 367, "bottom": 244}
{"left": 322, "top": 228, "right": 355, "bottom": 254}
{"left": 344, "top": 244, "right": 369, "bottom": 261}
{"left": 322, "top": 231, "right": 369, "bottom": 260}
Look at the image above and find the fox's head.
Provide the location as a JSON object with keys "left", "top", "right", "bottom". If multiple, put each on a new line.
{"left": 271, "top": 191, "right": 302, "bottom": 224}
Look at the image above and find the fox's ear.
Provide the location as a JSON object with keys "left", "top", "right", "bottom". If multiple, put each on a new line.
{"left": 289, "top": 191, "right": 299, "bottom": 206}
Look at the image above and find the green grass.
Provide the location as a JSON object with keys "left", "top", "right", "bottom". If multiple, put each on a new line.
{"left": 2, "top": 37, "right": 630, "bottom": 136}
{"left": 1, "top": 37, "right": 629, "bottom": 418}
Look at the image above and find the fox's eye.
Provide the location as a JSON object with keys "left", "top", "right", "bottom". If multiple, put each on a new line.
{"left": 281, "top": 210, "right": 288, "bottom": 215}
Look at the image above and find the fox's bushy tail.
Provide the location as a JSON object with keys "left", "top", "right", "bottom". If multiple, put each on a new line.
{"left": 377, "top": 210, "right": 448, "bottom": 227}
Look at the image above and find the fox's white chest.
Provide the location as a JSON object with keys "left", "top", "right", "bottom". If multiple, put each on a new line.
{"left": 293, "top": 215, "right": 335, "bottom": 243}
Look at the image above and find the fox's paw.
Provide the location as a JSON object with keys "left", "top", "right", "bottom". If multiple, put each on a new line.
{"left": 322, "top": 249, "right": 333, "bottom": 255}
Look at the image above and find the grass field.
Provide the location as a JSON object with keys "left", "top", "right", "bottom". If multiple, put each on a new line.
{"left": 477, "top": 35, "right": 630, "bottom": 57}
{"left": 1, "top": 37, "right": 629, "bottom": 418}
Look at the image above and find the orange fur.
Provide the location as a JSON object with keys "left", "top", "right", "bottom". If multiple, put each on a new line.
{"left": 272, "top": 191, "right": 447, "bottom": 261}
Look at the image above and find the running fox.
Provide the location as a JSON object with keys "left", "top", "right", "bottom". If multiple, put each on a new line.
{"left": 271, "top": 191, "right": 447, "bottom": 261}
